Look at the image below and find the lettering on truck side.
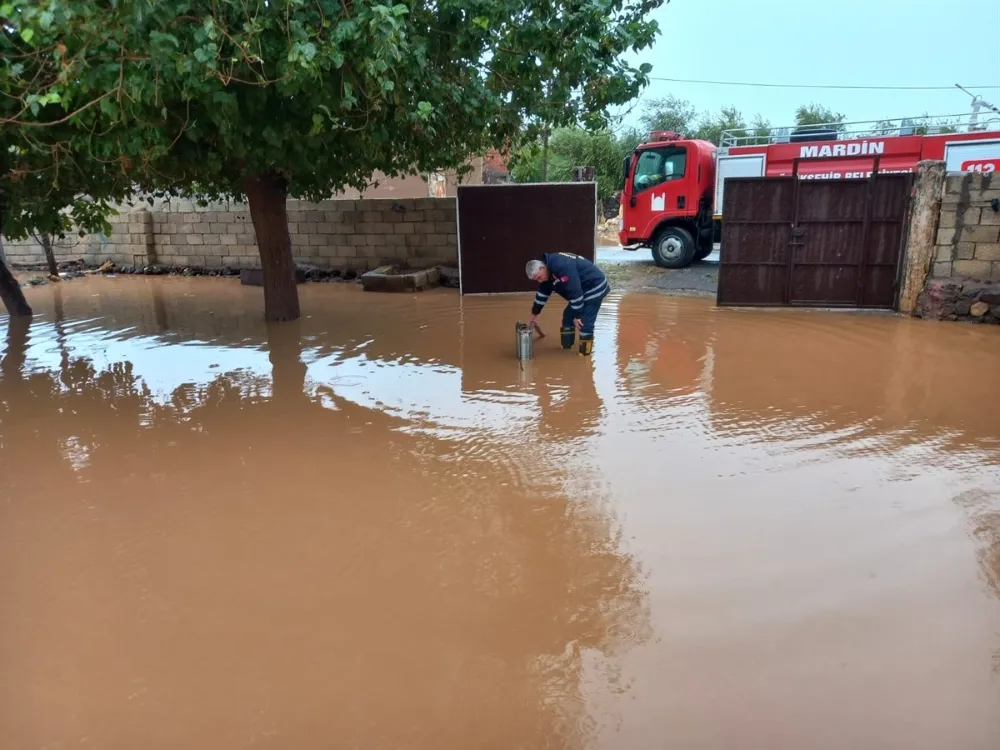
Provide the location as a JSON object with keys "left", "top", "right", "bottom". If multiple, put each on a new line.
{"left": 794, "top": 168, "right": 914, "bottom": 180}
{"left": 799, "top": 141, "right": 886, "bottom": 159}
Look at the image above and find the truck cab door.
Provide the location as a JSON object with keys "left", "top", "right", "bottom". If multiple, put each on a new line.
{"left": 628, "top": 144, "right": 691, "bottom": 237}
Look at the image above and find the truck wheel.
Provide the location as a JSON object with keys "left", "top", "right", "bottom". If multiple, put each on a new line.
{"left": 651, "top": 226, "right": 696, "bottom": 269}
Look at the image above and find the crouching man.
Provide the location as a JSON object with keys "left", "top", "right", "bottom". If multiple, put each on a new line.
{"left": 526, "top": 252, "right": 610, "bottom": 356}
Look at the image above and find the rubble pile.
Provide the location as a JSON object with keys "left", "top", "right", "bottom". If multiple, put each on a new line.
{"left": 917, "top": 278, "right": 1000, "bottom": 324}
{"left": 13, "top": 258, "right": 461, "bottom": 288}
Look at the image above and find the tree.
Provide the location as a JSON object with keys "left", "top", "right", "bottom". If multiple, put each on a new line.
{"left": 912, "top": 113, "right": 961, "bottom": 136}
{"left": 794, "top": 103, "right": 847, "bottom": 129}
{"left": 33, "top": 233, "right": 58, "bottom": 277}
{"left": 634, "top": 97, "right": 771, "bottom": 145}
{"left": 0, "top": 136, "right": 126, "bottom": 316}
{"left": 615, "top": 125, "right": 644, "bottom": 155}
{"left": 5, "top": 0, "right": 663, "bottom": 322}
{"left": 510, "top": 127, "right": 630, "bottom": 201}
{"left": 870, "top": 119, "right": 897, "bottom": 136}
{"left": 638, "top": 94, "right": 697, "bottom": 136}
{"left": 746, "top": 114, "right": 772, "bottom": 144}
{"left": 1, "top": 5, "right": 136, "bottom": 316}
{"left": 693, "top": 105, "right": 746, "bottom": 146}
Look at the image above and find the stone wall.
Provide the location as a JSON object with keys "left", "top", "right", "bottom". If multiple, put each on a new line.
{"left": 931, "top": 172, "right": 1000, "bottom": 279}
{"left": 916, "top": 171, "right": 1000, "bottom": 322}
{"left": 2, "top": 196, "right": 458, "bottom": 271}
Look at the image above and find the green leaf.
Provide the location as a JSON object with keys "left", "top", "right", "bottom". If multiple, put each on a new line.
{"left": 99, "top": 97, "right": 119, "bottom": 119}
{"left": 381, "top": 79, "right": 394, "bottom": 93}
{"left": 202, "top": 16, "right": 218, "bottom": 40}
{"left": 39, "top": 10, "right": 54, "bottom": 29}
{"left": 193, "top": 44, "right": 217, "bottom": 64}
{"left": 150, "top": 31, "right": 180, "bottom": 49}
{"left": 309, "top": 113, "right": 324, "bottom": 136}
{"left": 262, "top": 127, "right": 282, "bottom": 147}
{"left": 20, "top": 27, "right": 34, "bottom": 44}
{"left": 472, "top": 16, "right": 489, "bottom": 29}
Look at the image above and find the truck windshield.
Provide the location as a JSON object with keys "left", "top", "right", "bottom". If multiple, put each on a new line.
{"left": 633, "top": 145, "right": 686, "bottom": 193}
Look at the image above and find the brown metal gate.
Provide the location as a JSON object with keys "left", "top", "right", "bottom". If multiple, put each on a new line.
{"left": 717, "top": 169, "right": 912, "bottom": 308}
{"left": 457, "top": 183, "right": 596, "bottom": 295}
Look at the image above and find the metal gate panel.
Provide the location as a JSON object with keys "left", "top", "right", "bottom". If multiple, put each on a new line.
{"left": 718, "top": 170, "right": 911, "bottom": 309}
{"left": 457, "top": 183, "right": 596, "bottom": 295}
{"left": 791, "top": 180, "right": 867, "bottom": 306}
{"left": 717, "top": 178, "right": 795, "bottom": 306}
{"left": 861, "top": 174, "right": 913, "bottom": 308}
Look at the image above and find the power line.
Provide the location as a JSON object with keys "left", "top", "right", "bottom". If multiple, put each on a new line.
{"left": 647, "top": 77, "right": 1000, "bottom": 91}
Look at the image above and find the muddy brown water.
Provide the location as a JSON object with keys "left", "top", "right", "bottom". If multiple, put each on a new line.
{"left": 1, "top": 277, "right": 999, "bottom": 749}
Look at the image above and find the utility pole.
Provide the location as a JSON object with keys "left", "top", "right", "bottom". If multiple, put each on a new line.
{"left": 956, "top": 84, "right": 1000, "bottom": 131}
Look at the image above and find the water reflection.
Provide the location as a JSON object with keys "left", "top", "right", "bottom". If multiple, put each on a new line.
{"left": 0, "top": 284, "right": 649, "bottom": 749}
{"left": 1, "top": 278, "right": 999, "bottom": 749}
{"left": 606, "top": 295, "right": 1000, "bottom": 749}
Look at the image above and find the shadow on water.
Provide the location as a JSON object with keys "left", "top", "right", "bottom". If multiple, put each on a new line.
{"left": 0, "top": 282, "right": 649, "bottom": 749}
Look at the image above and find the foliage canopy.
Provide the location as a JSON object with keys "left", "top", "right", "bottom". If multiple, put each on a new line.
{"left": 3, "top": 0, "right": 663, "bottom": 201}
{"left": 2, "top": 0, "right": 664, "bottom": 318}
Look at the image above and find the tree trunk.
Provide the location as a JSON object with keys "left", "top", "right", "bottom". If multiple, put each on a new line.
{"left": 243, "top": 173, "right": 300, "bottom": 323}
{"left": 40, "top": 233, "right": 58, "bottom": 277}
{"left": 0, "top": 260, "right": 33, "bottom": 317}
{"left": 541, "top": 126, "right": 550, "bottom": 182}
{"left": 0, "top": 208, "right": 33, "bottom": 317}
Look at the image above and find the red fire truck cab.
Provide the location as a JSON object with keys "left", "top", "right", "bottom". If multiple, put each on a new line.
{"left": 619, "top": 119, "right": 1000, "bottom": 268}
{"left": 618, "top": 130, "right": 718, "bottom": 268}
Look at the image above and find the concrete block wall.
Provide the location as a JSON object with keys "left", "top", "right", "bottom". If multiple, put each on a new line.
{"left": 931, "top": 173, "right": 1000, "bottom": 280}
{"left": 1, "top": 209, "right": 153, "bottom": 267}
{"left": 2, "top": 196, "right": 458, "bottom": 271}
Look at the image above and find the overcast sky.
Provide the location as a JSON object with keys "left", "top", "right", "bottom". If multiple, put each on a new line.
{"left": 616, "top": 0, "right": 1000, "bottom": 131}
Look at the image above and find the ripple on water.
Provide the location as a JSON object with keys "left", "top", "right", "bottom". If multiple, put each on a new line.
{"left": 3, "top": 276, "right": 1000, "bottom": 750}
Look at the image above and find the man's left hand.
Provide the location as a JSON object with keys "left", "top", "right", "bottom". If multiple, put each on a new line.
{"left": 574, "top": 318, "right": 583, "bottom": 331}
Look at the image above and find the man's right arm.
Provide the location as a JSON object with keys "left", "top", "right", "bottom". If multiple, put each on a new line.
{"left": 531, "top": 279, "right": 553, "bottom": 317}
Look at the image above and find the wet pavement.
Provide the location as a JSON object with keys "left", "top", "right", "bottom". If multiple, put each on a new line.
{"left": 597, "top": 245, "right": 720, "bottom": 294}
{"left": 1, "top": 277, "right": 999, "bottom": 749}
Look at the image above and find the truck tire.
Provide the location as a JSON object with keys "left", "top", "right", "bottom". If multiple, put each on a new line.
{"left": 651, "top": 226, "right": 696, "bottom": 269}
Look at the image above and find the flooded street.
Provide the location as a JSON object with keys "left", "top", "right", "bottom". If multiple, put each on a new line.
{"left": 1, "top": 277, "right": 999, "bottom": 749}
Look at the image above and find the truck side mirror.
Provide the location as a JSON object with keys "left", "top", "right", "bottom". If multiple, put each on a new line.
{"left": 622, "top": 155, "right": 632, "bottom": 188}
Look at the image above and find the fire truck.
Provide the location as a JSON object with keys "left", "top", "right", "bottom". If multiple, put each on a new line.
{"left": 618, "top": 114, "right": 1000, "bottom": 268}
